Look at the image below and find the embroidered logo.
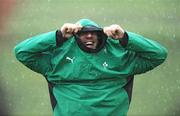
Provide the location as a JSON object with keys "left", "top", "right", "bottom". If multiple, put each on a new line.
{"left": 103, "top": 61, "right": 108, "bottom": 68}
{"left": 66, "top": 56, "right": 75, "bottom": 63}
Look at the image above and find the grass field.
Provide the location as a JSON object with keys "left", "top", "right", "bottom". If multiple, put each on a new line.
{"left": 0, "top": 0, "right": 180, "bottom": 115}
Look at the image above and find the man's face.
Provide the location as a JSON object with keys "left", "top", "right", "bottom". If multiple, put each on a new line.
{"left": 79, "top": 31, "right": 98, "bottom": 49}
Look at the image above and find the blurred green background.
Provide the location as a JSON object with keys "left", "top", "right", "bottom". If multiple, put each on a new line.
{"left": 0, "top": 0, "right": 180, "bottom": 115}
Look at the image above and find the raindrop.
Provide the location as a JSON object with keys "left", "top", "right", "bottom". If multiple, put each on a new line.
{"left": 147, "top": 56, "right": 150, "bottom": 59}
{"left": 175, "top": 68, "right": 179, "bottom": 72}
{"left": 173, "top": 34, "right": 176, "bottom": 39}
{"left": 15, "top": 78, "right": 18, "bottom": 81}
{"left": 166, "top": 87, "right": 169, "bottom": 92}
{"left": 172, "top": 111, "right": 176, "bottom": 116}
{"left": 103, "top": 17, "right": 107, "bottom": 22}
{"left": 27, "top": 23, "right": 31, "bottom": 27}
{"left": 21, "top": 74, "right": 25, "bottom": 79}
{"left": 11, "top": 60, "right": 15, "bottom": 63}
{"left": 75, "top": 6, "right": 79, "bottom": 9}
{"left": 104, "top": 48, "right": 107, "bottom": 54}
{"left": 176, "top": 79, "right": 179, "bottom": 83}
{"left": 29, "top": 32, "right": 33, "bottom": 36}
{"left": 81, "top": 10, "right": 85, "bottom": 15}
{"left": 92, "top": 7, "right": 95, "bottom": 12}
{"left": 167, "top": 15, "right": 174, "bottom": 19}
{"left": 101, "top": 7, "right": 105, "bottom": 11}
{"left": 147, "top": 89, "right": 152, "bottom": 94}
{"left": 41, "top": 102, "right": 45, "bottom": 106}
{"left": 8, "top": 103, "right": 12, "bottom": 107}
{"left": 160, "top": 86, "right": 164, "bottom": 89}
{"left": 163, "top": 98, "right": 167, "bottom": 103}
{"left": 6, "top": 81, "right": 9, "bottom": 85}
{"left": 156, "top": 90, "right": 160, "bottom": 94}
{"left": 163, "top": 107, "right": 167, "bottom": 111}
{"left": 177, "top": 86, "right": 180, "bottom": 89}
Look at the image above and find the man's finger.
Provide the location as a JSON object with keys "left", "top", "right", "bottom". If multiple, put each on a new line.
{"left": 67, "top": 27, "right": 73, "bottom": 33}
{"left": 75, "top": 23, "right": 82, "bottom": 31}
{"left": 77, "top": 26, "right": 82, "bottom": 31}
{"left": 74, "top": 28, "right": 79, "bottom": 34}
{"left": 103, "top": 27, "right": 111, "bottom": 36}
{"left": 106, "top": 30, "right": 113, "bottom": 37}
{"left": 111, "top": 28, "right": 117, "bottom": 35}
{"left": 61, "top": 25, "right": 67, "bottom": 33}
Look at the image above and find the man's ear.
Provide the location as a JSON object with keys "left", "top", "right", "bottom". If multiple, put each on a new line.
{"left": 97, "top": 31, "right": 108, "bottom": 41}
{"left": 73, "top": 33, "right": 80, "bottom": 40}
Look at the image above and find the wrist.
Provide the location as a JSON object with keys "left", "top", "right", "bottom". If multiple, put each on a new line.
{"left": 119, "top": 31, "right": 128, "bottom": 47}
{"left": 56, "top": 30, "right": 67, "bottom": 47}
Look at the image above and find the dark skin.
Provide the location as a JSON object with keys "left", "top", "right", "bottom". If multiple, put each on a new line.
{"left": 60, "top": 23, "right": 125, "bottom": 49}
{"left": 79, "top": 31, "right": 99, "bottom": 49}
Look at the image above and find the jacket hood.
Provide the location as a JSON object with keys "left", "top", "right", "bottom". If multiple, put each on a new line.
{"left": 76, "top": 19, "right": 103, "bottom": 33}
{"left": 74, "top": 19, "right": 107, "bottom": 53}
{"left": 76, "top": 19, "right": 100, "bottom": 27}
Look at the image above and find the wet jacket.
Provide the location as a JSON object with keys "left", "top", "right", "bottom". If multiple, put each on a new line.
{"left": 14, "top": 19, "right": 167, "bottom": 116}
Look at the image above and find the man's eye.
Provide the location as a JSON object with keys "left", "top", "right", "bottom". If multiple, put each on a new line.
{"left": 80, "top": 33, "right": 86, "bottom": 36}
{"left": 79, "top": 32, "right": 97, "bottom": 36}
{"left": 79, "top": 32, "right": 88, "bottom": 36}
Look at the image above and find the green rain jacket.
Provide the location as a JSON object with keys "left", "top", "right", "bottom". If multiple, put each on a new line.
{"left": 14, "top": 19, "right": 167, "bottom": 116}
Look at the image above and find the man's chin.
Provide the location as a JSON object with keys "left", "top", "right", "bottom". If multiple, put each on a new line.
{"left": 86, "top": 45, "right": 96, "bottom": 49}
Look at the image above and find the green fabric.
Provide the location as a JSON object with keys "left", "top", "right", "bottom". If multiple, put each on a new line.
{"left": 76, "top": 19, "right": 100, "bottom": 27}
{"left": 14, "top": 19, "right": 167, "bottom": 116}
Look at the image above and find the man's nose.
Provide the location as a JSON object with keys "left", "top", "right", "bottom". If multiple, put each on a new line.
{"left": 86, "top": 32, "right": 93, "bottom": 38}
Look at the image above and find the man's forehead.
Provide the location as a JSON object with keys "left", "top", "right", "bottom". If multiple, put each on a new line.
{"left": 79, "top": 31, "right": 98, "bottom": 36}
{"left": 77, "top": 26, "right": 103, "bottom": 35}
{"left": 81, "top": 26, "right": 103, "bottom": 32}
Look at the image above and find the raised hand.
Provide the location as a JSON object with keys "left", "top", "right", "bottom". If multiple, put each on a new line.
{"left": 60, "top": 23, "right": 82, "bottom": 38}
{"left": 103, "top": 24, "right": 125, "bottom": 39}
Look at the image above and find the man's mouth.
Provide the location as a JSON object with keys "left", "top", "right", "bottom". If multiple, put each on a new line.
{"left": 85, "top": 41, "right": 94, "bottom": 46}
{"left": 84, "top": 41, "right": 95, "bottom": 49}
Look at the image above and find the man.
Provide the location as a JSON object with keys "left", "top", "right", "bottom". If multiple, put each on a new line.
{"left": 14, "top": 19, "right": 167, "bottom": 116}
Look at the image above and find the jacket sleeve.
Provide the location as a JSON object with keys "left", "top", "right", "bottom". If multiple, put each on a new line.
{"left": 121, "top": 32, "right": 168, "bottom": 75}
{"left": 14, "top": 31, "right": 63, "bottom": 76}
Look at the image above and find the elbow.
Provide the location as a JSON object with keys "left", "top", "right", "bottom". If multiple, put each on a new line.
{"left": 14, "top": 45, "right": 20, "bottom": 60}
{"left": 157, "top": 46, "right": 168, "bottom": 64}
{"left": 160, "top": 47, "right": 168, "bottom": 61}
{"left": 14, "top": 45, "right": 24, "bottom": 62}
